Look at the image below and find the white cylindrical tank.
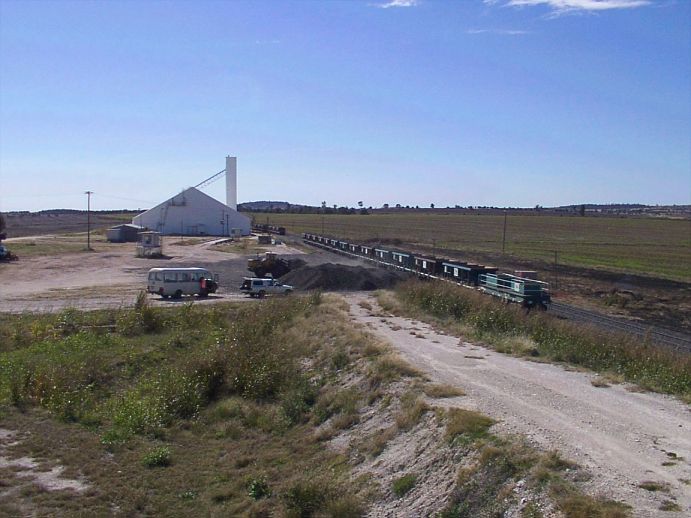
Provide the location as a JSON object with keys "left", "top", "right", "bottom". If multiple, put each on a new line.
{"left": 226, "top": 155, "right": 237, "bottom": 210}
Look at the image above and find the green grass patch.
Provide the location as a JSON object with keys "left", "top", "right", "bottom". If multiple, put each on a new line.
{"left": 392, "top": 473, "right": 417, "bottom": 497}
{"left": 142, "top": 446, "right": 171, "bottom": 468}
{"left": 445, "top": 408, "right": 495, "bottom": 444}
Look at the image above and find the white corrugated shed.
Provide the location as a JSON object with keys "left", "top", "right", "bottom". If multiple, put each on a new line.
{"left": 132, "top": 187, "right": 251, "bottom": 236}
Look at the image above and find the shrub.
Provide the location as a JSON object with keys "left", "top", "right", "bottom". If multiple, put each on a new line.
{"left": 283, "top": 481, "right": 326, "bottom": 515}
{"left": 247, "top": 476, "right": 271, "bottom": 500}
{"left": 142, "top": 446, "right": 171, "bottom": 468}
{"left": 392, "top": 474, "right": 417, "bottom": 497}
{"left": 280, "top": 375, "right": 319, "bottom": 425}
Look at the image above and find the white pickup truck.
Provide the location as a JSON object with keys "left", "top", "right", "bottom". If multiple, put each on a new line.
{"left": 240, "top": 277, "right": 293, "bottom": 298}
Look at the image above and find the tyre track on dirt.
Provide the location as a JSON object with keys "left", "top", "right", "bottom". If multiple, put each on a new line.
{"left": 346, "top": 293, "right": 690, "bottom": 517}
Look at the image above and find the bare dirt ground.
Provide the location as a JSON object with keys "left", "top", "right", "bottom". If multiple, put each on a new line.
{"left": 345, "top": 293, "right": 691, "bottom": 517}
{"left": 0, "top": 237, "right": 311, "bottom": 313}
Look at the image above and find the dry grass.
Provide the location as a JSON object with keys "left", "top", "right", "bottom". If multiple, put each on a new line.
{"left": 591, "top": 377, "right": 611, "bottom": 388}
{"left": 369, "top": 354, "right": 423, "bottom": 387}
{"left": 395, "top": 392, "right": 429, "bottom": 431}
{"left": 360, "top": 425, "right": 399, "bottom": 457}
{"left": 445, "top": 408, "right": 495, "bottom": 443}
{"left": 638, "top": 481, "right": 670, "bottom": 493}
{"left": 423, "top": 383, "right": 465, "bottom": 398}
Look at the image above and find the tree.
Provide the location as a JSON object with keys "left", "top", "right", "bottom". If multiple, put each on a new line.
{"left": 383, "top": 203, "right": 389, "bottom": 209}
{"left": 358, "top": 201, "right": 363, "bottom": 208}
{"left": 430, "top": 203, "right": 435, "bottom": 209}
{"left": 580, "top": 204, "right": 586, "bottom": 217}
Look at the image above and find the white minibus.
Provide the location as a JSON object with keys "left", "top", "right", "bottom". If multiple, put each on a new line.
{"left": 147, "top": 268, "right": 219, "bottom": 298}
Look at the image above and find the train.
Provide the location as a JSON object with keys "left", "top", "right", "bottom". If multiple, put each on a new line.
{"left": 252, "top": 224, "right": 286, "bottom": 236}
{"left": 301, "top": 232, "right": 551, "bottom": 309}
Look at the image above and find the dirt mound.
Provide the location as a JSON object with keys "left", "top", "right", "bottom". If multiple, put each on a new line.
{"left": 281, "top": 263, "right": 406, "bottom": 291}
{"left": 285, "top": 258, "right": 307, "bottom": 272}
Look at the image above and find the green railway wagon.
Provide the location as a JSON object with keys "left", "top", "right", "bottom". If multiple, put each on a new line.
{"left": 479, "top": 273, "right": 551, "bottom": 308}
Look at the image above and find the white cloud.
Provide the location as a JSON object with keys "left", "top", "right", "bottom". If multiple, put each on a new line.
{"left": 488, "top": 0, "right": 651, "bottom": 14}
{"left": 376, "top": 0, "right": 419, "bottom": 8}
{"left": 466, "top": 28, "right": 531, "bottom": 35}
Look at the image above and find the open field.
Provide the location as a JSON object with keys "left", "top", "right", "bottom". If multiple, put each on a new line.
{"left": 4, "top": 211, "right": 137, "bottom": 238}
{"left": 265, "top": 213, "right": 691, "bottom": 282}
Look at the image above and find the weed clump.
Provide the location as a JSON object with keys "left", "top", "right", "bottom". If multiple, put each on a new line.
{"left": 247, "top": 475, "right": 271, "bottom": 500}
{"left": 392, "top": 473, "right": 417, "bottom": 497}
{"left": 142, "top": 446, "right": 171, "bottom": 468}
{"left": 445, "top": 408, "right": 495, "bottom": 444}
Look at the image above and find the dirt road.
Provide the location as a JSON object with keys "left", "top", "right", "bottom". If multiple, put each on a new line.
{"left": 0, "top": 238, "right": 303, "bottom": 312}
{"left": 346, "top": 293, "right": 690, "bottom": 517}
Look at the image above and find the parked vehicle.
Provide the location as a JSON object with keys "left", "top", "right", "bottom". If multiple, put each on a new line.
{"left": 240, "top": 277, "right": 293, "bottom": 298}
{"left": 247, "top": 252, "right": 291, "bottom": 278}
{"left": 0, "top": 243, "right": 17, "bottom": 262}
{"left": 147, "top": 267, "right": 219, "bottom": 299}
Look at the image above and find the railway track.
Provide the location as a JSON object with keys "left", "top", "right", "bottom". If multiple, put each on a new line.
{"left": 301, "top": 238, "right": 691, "bottom": 353}
{"left": 549, "top": 302, "right": 691, "bottom": 352}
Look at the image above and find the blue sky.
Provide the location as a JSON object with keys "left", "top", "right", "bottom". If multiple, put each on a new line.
{"left": 1, "top": 0, "right": 689, "bottom": 211}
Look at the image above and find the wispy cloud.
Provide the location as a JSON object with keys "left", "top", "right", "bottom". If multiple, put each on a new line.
{"left": 466, "top": 28, "right": 531, "bottom": 35}
{"left": 376, "top": 0, "right": 419, "bottom": 8}
{"left": 487, "top": 0, "right": 651, "bottom": 15}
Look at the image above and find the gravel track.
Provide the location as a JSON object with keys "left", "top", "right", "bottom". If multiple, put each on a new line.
{"left": 346, "top": 293, "right": 691, "bottom": 517}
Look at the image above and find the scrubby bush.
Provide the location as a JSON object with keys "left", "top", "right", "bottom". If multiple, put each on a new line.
{"left": 142, "top": 446, "right": 171, "bottom": 467}
{"left": 392, "top": 474, "right": 417, "bottom": 497}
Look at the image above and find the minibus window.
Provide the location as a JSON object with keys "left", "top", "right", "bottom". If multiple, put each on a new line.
{"left": 164, "top": 272, "right": 177, "bottom": 282}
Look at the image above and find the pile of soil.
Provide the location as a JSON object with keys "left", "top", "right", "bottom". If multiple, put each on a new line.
{"left": 285, "top": 258, "right": 307, "bottom": 272}
{"left": 281, "top": 263, "right": 407, "bottom": 291}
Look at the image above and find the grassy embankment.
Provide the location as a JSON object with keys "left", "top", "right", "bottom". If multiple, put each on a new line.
{"left": 0, "top": 294, "right": 376, "bottom": 515}
{"left": 379, "top": 280, "right": 691, "bottom": 401}
{"left": 0, "top": 294, "right": 636, "bottom": 516}
{"left": 266, "top": 213, "right": 691, "bottom": 282}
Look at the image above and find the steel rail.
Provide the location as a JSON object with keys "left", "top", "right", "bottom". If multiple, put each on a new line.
{"left": 301, "top": 237, "right": 691, "bottom": 353}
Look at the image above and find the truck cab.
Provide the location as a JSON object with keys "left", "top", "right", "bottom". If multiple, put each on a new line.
{"left": 240, "top": 277, "right": 293, "bottom": 298}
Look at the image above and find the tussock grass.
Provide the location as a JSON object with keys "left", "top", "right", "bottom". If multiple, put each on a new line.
{"left": 638, "top": 480, "right": 669, "bottom": 492}
{"left": 369, "top": 354, "right": 423, "bottom": 387}
{"left": 442, "top": 434, "right": 630, "bottom": 518}
{"left": 423, "top": 383, "right": 465, "bottom": 398}
{"left": 445, "top": 408, "right": 495, "bottom": 443}
{"left": 360, "top": 426, "right": 398, "bottom": 457}
{"left": 392, "top": 473, "right": 417, "bottom": 497}
{"left": 395, "top": 391, "right": 429, "bottom": 430}
{"left": 392, "top": 280, "right": 691, "bottom": 398}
